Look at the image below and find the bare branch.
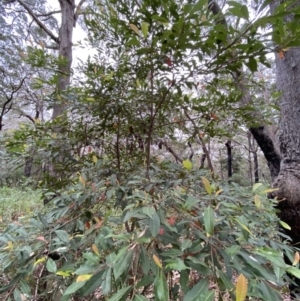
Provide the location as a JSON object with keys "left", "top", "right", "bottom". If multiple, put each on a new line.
{"left": 15, "top": 0, "right": 59, "bottom": 44}
{"left": 159, "top": 140, "right": 183, "bottom": 163}
{"left": 14, "top": 108, "right": 35, "bottom": 124}
{"left": 36, "top": 10, "right": 61, "bottom": 17}
{"left": 74, "top": 0, "right": 88, "bottom": 25}
{"left": 45, "top": 45, "right": 59, "bottom": 50}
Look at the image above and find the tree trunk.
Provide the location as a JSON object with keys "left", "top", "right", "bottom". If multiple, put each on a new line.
{"left": 253, "top": 148, "right": 259, "bottom": 183}
{"left": 247, "top": 132, "right": 253, "bottom": 186}
{"left": 225, "top": 140, "right": 232, "bottom": 178}
{"left": 52, "top": 0, "right": 75, "bottom": 120}
{"left": 200, "top": 153, "right": 206, "bottom": 169}
{"left": 272, "top": 43, "right": 300, "bottom": 239}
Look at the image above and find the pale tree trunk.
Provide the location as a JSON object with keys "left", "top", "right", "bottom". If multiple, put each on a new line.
{"left": 53, "top": 0, "right": 75, "bottom": 120}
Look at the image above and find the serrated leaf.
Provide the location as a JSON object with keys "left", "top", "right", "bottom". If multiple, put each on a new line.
{"left": 141, "top": 22, "right": 149, "bottom": 38}
{"left": 293, "top": 252, "right": 300, "bottom": 266}
{"left": 153, "top": 254, "right": 162, "bottom": 268}
{"left": 204, "top": 206, "right": 215, "bottom": 235}
{"left": 76, "top": 274, "right": 92, "bottom": 282}
{"left": 201, "top": 177, "right": 212, "bottom": 195}
{"left": 46, "top": 258, "right": 57, "bottom": 273}
{"left": 183, "top": 159, "right": 192, "bottom": 171}
{"left": 129, "top": 24, "right": 140, "bottom": 36}
{"left": 107, "top": 286, "right": 132, "bottom": 301}
{"left": 279, "top": 220, "right": 291, "bottom": 230}
{"left": 254, "top": 194, "right": 261, "bottom": 208}
{"left": 154, "top": 269, "right": 168, "bottom": 301}
{"left": 92, "top": 244, "right": 100, "bottom": 256}
{"left": 236, "top": 274, "right": 247, "bottom": 301}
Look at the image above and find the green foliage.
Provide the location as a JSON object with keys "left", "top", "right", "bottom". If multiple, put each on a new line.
{"left": 0, "top": 166, "right": 295, "bottom": 300}
{"left": 1, "top": 0, "right": 300, "bottom": 300}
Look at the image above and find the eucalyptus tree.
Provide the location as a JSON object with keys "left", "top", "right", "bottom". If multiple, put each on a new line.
{"left": 2, "top": 0, "right": 89, "bottom": 120}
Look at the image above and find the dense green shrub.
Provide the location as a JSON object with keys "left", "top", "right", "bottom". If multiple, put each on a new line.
{"left": 0, "top": 161, "right": 297, "bottom": 300}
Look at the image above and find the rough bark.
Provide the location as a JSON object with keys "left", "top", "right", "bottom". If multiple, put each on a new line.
{"left": 271, "top": 44, "right": 300, "bottom": 202}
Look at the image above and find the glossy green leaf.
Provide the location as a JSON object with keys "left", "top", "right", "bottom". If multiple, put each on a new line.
{"left": 64, "top": 281, "right": 86, "bottom": 295}
{"left": 204, "top": 206, "right": 215, "bottom": 235}
{"left": 46, "top": 258, "right": 57, "bottom": 273}
{"left": 184, "top": 279, "right": 214, "bottom": 301}
{"left": 113, "top": 249, "right": 134, "bottom": 280}
{"left": 287, "top": 267, "right": 300, "bottom": 279}
{"left": 107, "top": 286, "right": 132, "bottom": 301}
{"left": 180, "top": 270, "right": 189, "bottom": 293}
{"left": 149, "top": 211, "right": 160, "bottom": 237}
{"left": 246, "top": 57, "right": 258, "bottom": 72}
{"left": 279, "top": 220, "right": 291, "bottom": 230}
{"left": 102, "top": 268, "right": 112, "bottom": 295}
{"left": 140, "top": 247, "right": 150, "bottom": 274}
{"left": 79, "top": 270, "right": 106, "bottom": 296}
{"left": 134, "top": 295, "right": 149, "bottom": 301}
{"left": 154, "top": 269, "right": 168, "bottom": 301}
{"left": 55, "top": 230, "right": 70, "bottom": 243}
{"left": 141, "top": 22, "right": 149, "bottom": 38}
{"left": 165, "top": 258, "right": 189, "bottom": 271}
{"left": 13, "top": 288, "right": 22, "bottom": 301}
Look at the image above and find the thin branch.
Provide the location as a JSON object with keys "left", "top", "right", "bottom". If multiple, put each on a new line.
{"left": 74, "top": 0, "right": 88, "bottom": 25}
{"left": 159, "top": 140, "right": 183, "bottom": 163}
{"left": 14, "top": 108, "right": 35, "bottom": 124}
{"left": 15, "top": 0, "right": 59, "bottom": 44}
{"left": 36, "top": 10, "right": 61, "bottom": 17}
